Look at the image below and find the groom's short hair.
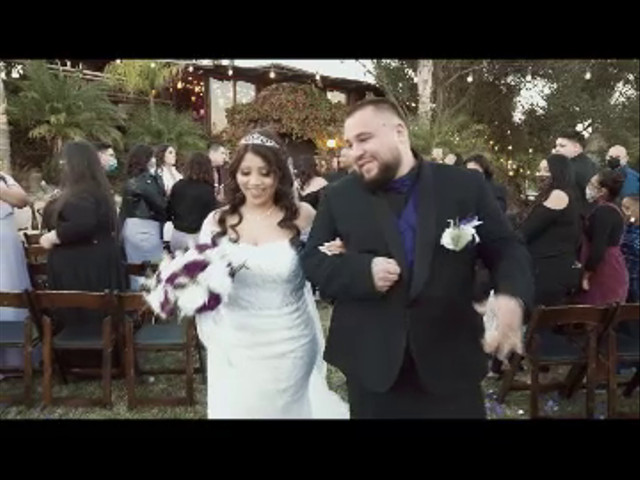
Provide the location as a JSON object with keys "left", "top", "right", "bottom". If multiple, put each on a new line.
{"left": 346, "top": 97, "right": 408, "bottom": 126}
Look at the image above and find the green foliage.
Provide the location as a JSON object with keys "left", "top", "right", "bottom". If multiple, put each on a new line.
{"left": 6, "top": 61, "right": 125, "bottom": 153}
{"left": 103, "top": 60, "right": 181, "bottom": 102}
{"left": 224, "top": 83, "right": 347, "bottom": 151}
{"left": 124, "top": 104, "right": 208, "bottom": 155}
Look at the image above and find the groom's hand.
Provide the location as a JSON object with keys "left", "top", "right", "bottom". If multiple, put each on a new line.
{"left": 482, "top": 294, "right": 524, "bottom": 363}
{"left": 371, "top": 257, "right": 401, "bottom": 293}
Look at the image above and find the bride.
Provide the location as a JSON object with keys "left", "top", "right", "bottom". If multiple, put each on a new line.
{"left": 197, "top": 128, "right": 349, "bottom": 419}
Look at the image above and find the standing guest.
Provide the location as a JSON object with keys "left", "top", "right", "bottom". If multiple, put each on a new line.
{"left": 620, "top": 195, "right": 640, "bottom": 302}
{"left": 208, "top": 141, "right": 229, "bottom": 203}
{"left": 155, "top": 144, "right": 183, "bottom": 242}
{"left": 167, "top": 152, "right": 219, "bottom": 252}
{"left": 120, "top": 145, "right": 167, "bottom": 289}
{"left": 38, "top": 142, "right": 126, "bottom": 368}
{"left": 325, "top": 147, "right": 354, "bottom": 184}
{"left": 155, "top": 144, "right": 182, "bottom": 196}
{"left": 605, "top": 145, "right": 639, "bottom": 202}
{"left": 552, "top": 131, "right": 599, "bottom": 216}
{"left": 573, "top": 169, "right": 629, "bottom": 306}
{"left": 464, "top": 154, "right": 508, "bottom": 213}
{"left": 518, "top": 155, "right": 581, "bottom": 306}
{"left": 293, "top": 155, "right": 328, "bottom": 210}
{"left": 0, "top": 171, "right": 35, "bottom": 373}
{"left": 94, "top": 142, "right": 119, "bottom": 174}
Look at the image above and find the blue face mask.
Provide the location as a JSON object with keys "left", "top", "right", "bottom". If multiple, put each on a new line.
{"left": 105, "top": 156, "right": 118, "bottom": 173}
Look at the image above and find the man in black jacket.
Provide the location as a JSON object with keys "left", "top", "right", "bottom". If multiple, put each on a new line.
{"left": 552, "top": 130, "right": 598, "bottom": 215}
{"left": 301, "top": 98, "right": 534, "bottom": 418}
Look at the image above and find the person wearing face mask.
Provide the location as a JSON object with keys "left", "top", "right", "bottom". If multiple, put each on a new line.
{"left": 572, "top": 169, "right": 629, "bottom": 306}
{"left": 119, "top": 144, "right": 168, "bottom": 290}
{"left": 516, "top": 154, "right": 582, "bottom": 306}
{"left": 620, "top": 195, "right": 639, "bottom": 303}
{"left": 95, "top": 142, "right": 119, "bottom": 175}
{"left": 605, "top": 145, "right": 639, "bottom": 202}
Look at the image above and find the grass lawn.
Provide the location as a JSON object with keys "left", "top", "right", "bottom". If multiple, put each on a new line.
{"left": 1, "top": 301, "right": 638, "bottom": 419}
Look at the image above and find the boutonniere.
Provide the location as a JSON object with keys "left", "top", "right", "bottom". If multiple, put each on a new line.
{"left": 440, "top": 216, "right": 483, "bottom": 252}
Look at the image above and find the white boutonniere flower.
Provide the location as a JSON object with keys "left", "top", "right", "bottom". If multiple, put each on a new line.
{"left": 440, "top": 216, "right": 483, "bottom": 252}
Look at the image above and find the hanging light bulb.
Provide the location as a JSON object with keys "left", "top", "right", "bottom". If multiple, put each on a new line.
{"left": 188, "top": 65, "right": 194, "bottom": 73}
{"left": 466, "top": 73, "right": 473, "bottom": 83}
{"left": 269, "top": 69, "right": 276, "bottom": 79}
{"left": 115, "top": 59, "right": 122, "bottom": 64}
{"left": 585, "top": 69, "right": 591, "bottom": 80}
{"left": 177, "top": 81, "right": 184, "bottom": 89}
{"left": 508, "top": 145, "right": 513, "bottom": 151}
{"left": 11, "top": 66, "right": 20, "bottom": 79}
{"left": 150, "top": 62, "right": 156, "bottom": 68}
{"left": 526, "top": 71, "right": 532, "bottom": 82}
{"left": 228, "top": 67, "right": 233, "bottom": 76}
{"left": 528, "top": 148, "right": 533, "bottom": 153}
{"left": 316, "top": 72, "right": 321, "bottom": 82}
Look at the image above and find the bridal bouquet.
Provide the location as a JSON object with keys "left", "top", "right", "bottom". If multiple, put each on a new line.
{"left": 142, "top": 239, "right": 246, "bottom": 320}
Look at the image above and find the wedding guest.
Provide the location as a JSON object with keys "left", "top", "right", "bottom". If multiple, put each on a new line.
{"left": 620, "top": 195, "right": 640, "bottom": 302}
{"left": 293, "top": 155, "right": 328, "bottom": 210}
{"left": 465, "top": 154, "right": 508, "bottom": 213}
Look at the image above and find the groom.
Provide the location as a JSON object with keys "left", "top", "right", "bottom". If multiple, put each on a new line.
{"left": 301, "top": 98, "right": 534, "bottom": 418}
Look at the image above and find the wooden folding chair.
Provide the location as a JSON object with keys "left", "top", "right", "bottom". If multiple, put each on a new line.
{"left": 498, "top": 305, "right": 612, "bottom": 418}
{"left": 0, "top": 290, "right": 38, "bottom": 406}
{"left": 29, "top": 290, "right": 119, "bottom": 408}
{"left": 607, "top": 303, "right": 640, "bottom": 419}
{"left": 22, "top": 231, "right": 44, "bottom": 246}
{"left": 116, "top": 291, "right": 201, "bottom": 409}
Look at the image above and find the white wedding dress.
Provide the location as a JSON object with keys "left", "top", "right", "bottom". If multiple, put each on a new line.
{"left": 195, "top": 220, "right": 349, "bottom": 419}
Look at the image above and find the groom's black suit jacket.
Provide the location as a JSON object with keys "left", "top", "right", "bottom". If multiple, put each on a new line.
{"left": 301, "top": 160, "right": 534, "bottom": 394}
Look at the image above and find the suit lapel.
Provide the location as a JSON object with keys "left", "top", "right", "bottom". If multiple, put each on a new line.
{"left": 410, "top": 161, "right": 438, "bottom": 299}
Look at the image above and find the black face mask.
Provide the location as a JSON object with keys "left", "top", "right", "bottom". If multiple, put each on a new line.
{"left": 606, "top": 157, "right": 621, "bottom": 169}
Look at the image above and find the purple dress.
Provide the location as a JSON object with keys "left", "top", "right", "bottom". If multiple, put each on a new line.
{"left": 573, "top": 202, "right": 629, "bottom": 306}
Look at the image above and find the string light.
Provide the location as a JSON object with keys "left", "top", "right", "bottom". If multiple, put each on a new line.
{"left": 528, "top": 148, "right": 533, "bottom": 153}
{"left": 526, "top": 70, "right": 532, "bottom": 82}
{"left": 191, "top": 96, "right": 196, "bottom": 102}
{"left": 269, "top": 69, "right": 276, "bottom": 79}
{"left": 150, "top": 62, "right": 156, "bottom": 68}
{"left": 508, "top": 145, "right": 513, "bottom": 151}
{"left": 228, "top": 67, "right": 233, "bottom": 76}
{"left": 177, "top": 81, "right": 183, "bottom": 89}
{"left": 585, "top": 69, "right": 592, "bottom": 80}
{"left": 466, "top": 73, "right": 473, "bottom": 83}
{"left": 188, "top": 66, "right": 194, "bottom": 73}
{"left": 115, "top": 59, "right": 122, "bottom": 64}
{"left": 326, "top": 139, "right": 336, "bottom": 148}
{"left": 316, "top": 72, "right": 321, "bottom": 82}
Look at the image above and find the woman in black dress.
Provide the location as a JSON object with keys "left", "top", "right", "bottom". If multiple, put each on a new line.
{"left": 517, "top": 154, "right": 581, "bottom": 306}
{"left": 292, "top": 155, "right": 328, "bottom": 210}
{"left": 38, "top": 141, "right": 126, "bottom": 368}
{"left": 167, "top": 152, "right": 219, "bottom": 252}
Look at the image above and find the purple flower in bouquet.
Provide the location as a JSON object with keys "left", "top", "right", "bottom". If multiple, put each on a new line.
{"left": 143, "top": 240, "right": 246, "bottom": 319}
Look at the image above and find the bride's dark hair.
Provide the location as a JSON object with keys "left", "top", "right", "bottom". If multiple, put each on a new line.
{"left": 215, "top": 128, "right": 300, "bottom": 244}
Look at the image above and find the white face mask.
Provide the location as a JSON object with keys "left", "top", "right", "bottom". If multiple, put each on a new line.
{"left": 585, "top": 185, "right": 599, "bottom": 203}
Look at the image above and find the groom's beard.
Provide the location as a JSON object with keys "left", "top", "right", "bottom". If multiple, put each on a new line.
{"left": 358, "top": 154, "right": 402, "bottom": 192}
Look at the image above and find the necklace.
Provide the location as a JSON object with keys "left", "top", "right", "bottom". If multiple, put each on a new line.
{"left": 244, "top": 205, "right": 275, "bottom": 221}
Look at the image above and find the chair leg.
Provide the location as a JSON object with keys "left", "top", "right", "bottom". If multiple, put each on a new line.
{"left": 623, "top": 369, "right": 639, "bottom": 397}
{"left": 197, "top": 340, "right": 206, "bottom": 385}
{"left": 607, "top": 335, "right": 617, "bottom": 419}
{"left": 497, "top": 353, "right": 521, "bottom": 404}
{"left": 586, "top": 338, "right": 597, "bottom": 419}
{"left": 562, "top": 364, "right": 586, "bottom": 399}
{"left": 102, "top": 318, "right": 112, "bottom": 408}
{"left": 125, "top": 320, "right": 137, "bottom": 410}
{"left": 42, "top": 318, "right": 54, "bottom": 406}
{"left": 186, "top": 321, "right": 195, "bottom": 406}
{"left": 530, "top": 360, "right": 540, "bottom": 419}
{"left": 24, "top": 322, "right": 33, "bottom": 407}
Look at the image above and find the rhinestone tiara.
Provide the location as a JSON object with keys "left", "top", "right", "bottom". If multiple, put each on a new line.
{"left": 239, "top": 132, "right": 279, "bottom": 149}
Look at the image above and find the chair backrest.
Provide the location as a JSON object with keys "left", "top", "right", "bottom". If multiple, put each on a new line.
{"left": 609, "top": 303, "right": 640, "bottom": 328}
{"left": 0, "top": 290, "right": 30, "bottom": 310}
{"left": 526, "top": 304, "right": 613, "bottom": 348}
{"left": 117, "top": 292, "right": 150, "bottom": 313}
{"left": 31, "top": 290, "right": 117, "bottom": 312}
{"left": 125, "top": 261, "right": 157, "bottom": 277}
{"left": 23, "top": 231, "right": 43, "bottom": 246}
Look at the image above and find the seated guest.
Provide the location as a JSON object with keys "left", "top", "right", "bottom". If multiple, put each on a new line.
{"left": 167, "top": 152, "right": 219, "bottom": 252}
{"left": 573, "top": 169, "right": 629, "bottom": 306}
